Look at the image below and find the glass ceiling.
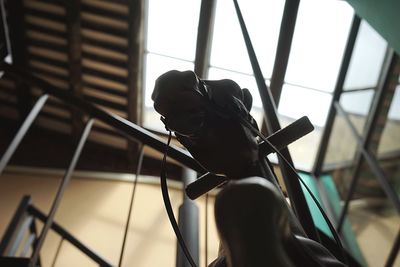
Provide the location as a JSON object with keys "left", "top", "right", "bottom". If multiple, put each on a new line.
{"left": 142, "top": 0, "right": 392, "bottom": 171}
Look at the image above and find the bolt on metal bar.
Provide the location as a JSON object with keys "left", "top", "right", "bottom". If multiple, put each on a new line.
{"left": 335, "top": 102, "right": 400, "bottom": 215}
{"left": 29, "top": 119, "right": 95, "bottom": 267}
{"left": 232, "top": 0, "right": 318, "bottom": 241}
{"left": 0, "top": 94, "right": 49, "bottom": 175}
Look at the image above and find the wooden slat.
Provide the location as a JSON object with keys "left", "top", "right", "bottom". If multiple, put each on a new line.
{"left": 25, "top": 15, "right": 66, "bottom": 32}
{"left": 28, "top": 53, "right": 69, "bottom": 69}
{"left": 82, "top": 74, "right": 127, "bottom": 92}
{"left": 81, "top": 82, "right": 127, "bottom": 98}
{"left": 24, "top": 8, "right": 66, "bottom": 24}
{"left": 83, "top": 86, "right": 127, "bottom": 105}
{"left": 23, "top": 0, "right": 65, "bottom": 16}
{"left": 28, "top": 46, "right": 68, "bottom": 62}
{"left": 83, "top": 95, "right": 126, "bottom": 111}
{"left": 82, "top": 67, "right": 127, "bottom": 84}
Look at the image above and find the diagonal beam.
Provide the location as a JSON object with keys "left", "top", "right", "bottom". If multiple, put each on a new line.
{"left": 232, "top": 0, "right": 318, "bottom": 241}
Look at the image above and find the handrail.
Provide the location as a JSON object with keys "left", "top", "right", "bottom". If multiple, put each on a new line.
{"left": 0, "top": 62, "right": 206, "bottom": 174}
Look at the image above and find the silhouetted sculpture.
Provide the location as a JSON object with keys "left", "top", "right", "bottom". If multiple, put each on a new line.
{"left": 152, "top": 70, "right": 348, "bottom": 267}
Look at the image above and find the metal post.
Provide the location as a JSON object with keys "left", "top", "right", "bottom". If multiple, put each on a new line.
{"left": 176, "top": 169, "right": 199, "bottom": 267}
{"left": 0, "top": 94, "right": 48, "bottom": 175}
{"left": 194, "top": 0, "right": 216, "bottom": 78}
{"left": 313, "top": 15, "right": 361, "bottom": 176}
{"left": 29, "top": 119, "right": 94, "bottom": 267}
{"left": 0, "top": 195, "right": 31, "bottom": 255}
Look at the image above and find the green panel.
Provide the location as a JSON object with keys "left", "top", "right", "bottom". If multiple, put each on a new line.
{"left": 320, "top": 175, "right": 367, "bottom": 267}
{"left": 299, "top": 173, "right": 367, "bottom": 266}
{"left": 298, "top": 173, "right": 332, "bottom": 238}
{"left": 346, "top": 0, "right": 400, "bottom": 54}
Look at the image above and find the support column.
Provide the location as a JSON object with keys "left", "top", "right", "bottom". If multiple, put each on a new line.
{"left": 176, "top": 169, "right": 199, "bottom": 267}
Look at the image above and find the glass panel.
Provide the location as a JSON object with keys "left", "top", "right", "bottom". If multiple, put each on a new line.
{"left": 146, "top": 0, "right": 201, "bottom": 61}
{"left": 323, "top": 113, "right": 358, "bottom": 169}
{"left": 339, "top": 89, "right": 375, "bottom": 134}
{"left": 278, "top": 84, "right": 332, "bottom": 127}
{"left": 210, "top": 0, "right": 285, "bottom": 78}
{"left": 143, "top": 53, "right": 194, "bottom": 131}
{"left": 285, "top": 0, "right": 353, "bottom": 92}
{"left": 208, "top": 67, "right": 266, "bottom": 126}
{"left": 343, "top": 21, "right": 387, "bottom": 90}
{"left": 378, "top": 85, "right": 400, "bottom": 155}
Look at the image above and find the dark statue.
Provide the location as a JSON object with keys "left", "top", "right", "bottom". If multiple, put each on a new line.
{"left": 152, "top": 70, "right": 348, "bottom": 267}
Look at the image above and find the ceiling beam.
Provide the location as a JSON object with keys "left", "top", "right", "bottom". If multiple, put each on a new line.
{"left": 65, "top": 0, "right": 84, "bottom": 136}
{"left": 127, "top": 0, "right": 145, "bottom": 163}
{"left": 6, "top": 0, "right": 32, "bottom": 122}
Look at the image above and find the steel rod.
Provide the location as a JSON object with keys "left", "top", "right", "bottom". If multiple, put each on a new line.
{"left": 29, "top": 119, "right": 95, "bottom": 267}
{"left": 0, "top": 94, "right": 48, "bottom": 175}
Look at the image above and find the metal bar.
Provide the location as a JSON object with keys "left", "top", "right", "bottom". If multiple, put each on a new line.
{"left": 0, "top": 196, "right": 31, "bottom": 255}
{"left": 232, "top": 0, "right": 318, "bottom": 241}
{"left": 50, "top": 238, "right": 63, "bottom": 267}
{"left": 29, "top": 219, "right": 41, "bottom": 267}
{"left": 7, "top": 216, "right": 33, "bottom": 256}
{"left": 313, "top": 15, "right": 361, "bottom": 176}
{"left": 118, "top": 145, "right": 144, "bottom": 267}
{"left": 385, "top": 229, "right": 400, "bottom": 267}
{"left": 177, "top": 169, "right": 199, "bottom": 267}
{"left": 194, "top": 0, "right": 216, "bottom": 78}
{"left": 20, "top": 233, "right": 35, "bottom": 257}
{"left": 29, "top": 119, "right": 95, "bottom": 267}
{"left": 269, "top": 0, "right": 300, "bottom": 105}
{"left": 28, "top": 205, "right": 112, "bottom": 267}
{"left": 1, "top": 63, "right": 205, "bottom": 173}
{"left": 336, "top": 49, "right": 400, "bottom": 232}
{"left": 0, "top": 94, "right": 49, "bottom": 175}
{"left": 335, "top": 102, "right": 400, "bottom": 214}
